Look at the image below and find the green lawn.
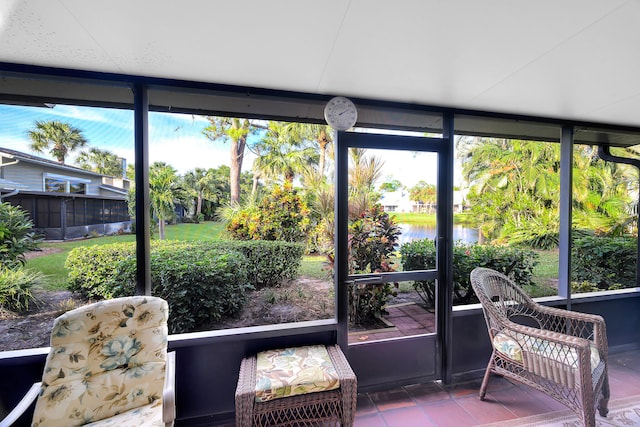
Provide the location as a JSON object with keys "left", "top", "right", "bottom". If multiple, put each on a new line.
{"left": 390, "top": 212, "right": 437, "bottom": 225}
{"left": 27, "top": 221, "right": 227, "bottom": 291}
{"left": 26, "top": 220, "right": 561, "bottom": 296}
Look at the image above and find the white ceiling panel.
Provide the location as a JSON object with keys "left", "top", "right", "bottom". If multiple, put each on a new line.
{"left": 1, "top": 0, "right": 640, "bottom": 129}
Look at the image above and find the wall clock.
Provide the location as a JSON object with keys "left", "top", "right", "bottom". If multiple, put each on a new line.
{"left": 324, "top": 96, "right": 358, "bottom": 131}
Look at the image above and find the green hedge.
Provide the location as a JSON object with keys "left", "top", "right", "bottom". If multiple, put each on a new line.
{"left": 572, "top": 235, "right": 636, "bottom": 290}
{"left": 65, "top": 240, "right": 304, "bottom": 332}
{"left": 400, "top": 239, "right": 539, "bottom": 307}
{"left": 207, "top": 240, "right": 304, "bottom": 288}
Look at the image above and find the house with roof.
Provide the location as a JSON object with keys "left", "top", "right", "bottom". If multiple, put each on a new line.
{"left": 0, "top": 147, "right": 131, "bottom": 240}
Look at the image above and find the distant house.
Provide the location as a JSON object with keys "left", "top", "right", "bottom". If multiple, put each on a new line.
{"left": 380, "top": 189, "right": 468, "bottom": 213}
{"left": 0, "top": 147, "right": 131, "bottom": 240}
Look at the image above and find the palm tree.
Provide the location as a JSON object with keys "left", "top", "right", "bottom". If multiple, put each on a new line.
{"left": 27, "top": 120, "right": 88, "bottom": 164}
{"left": 149, "top": 162, "right": 180, "bottom": 239}
{"left": 285, "top": 123, "right": 333, "bottom": 176}
{"left": 75, "top": 147, "right": 123, "bottom": 176}
{"left": 182, "top": 167, "right": 227, "bottom": 220}
{"left": 252, "top": 122, "right": 319, "bottom": 184}
{"left": 348, "top": 147, "right": 385, "bottom": 218}
{"left": 460, "top": 137, "right": 637, "bottom": 246}
{"left": 202, "top": 117, "right": 266, "bottom": 205}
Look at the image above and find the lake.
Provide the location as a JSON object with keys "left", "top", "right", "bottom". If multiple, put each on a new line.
{"left": 397, "top": 223, "right": 478, "bottom": 246}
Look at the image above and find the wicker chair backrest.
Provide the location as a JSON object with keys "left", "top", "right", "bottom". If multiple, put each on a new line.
{"left": 470, "top": 267, "right": 542, "bottom": 334}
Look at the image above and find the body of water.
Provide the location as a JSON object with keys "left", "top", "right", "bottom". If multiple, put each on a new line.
{"left": 397, "top": 223, "right": 478, "bottom": 246}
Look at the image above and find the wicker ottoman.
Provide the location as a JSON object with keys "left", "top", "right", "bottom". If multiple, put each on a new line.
{"left": 235, "top": 344, "right": 357, "bottom": 427}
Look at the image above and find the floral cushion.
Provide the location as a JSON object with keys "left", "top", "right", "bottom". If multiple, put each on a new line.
{"left": 254, "top": 345, "right": 340, "bottom": 403}
{"left": 492, "top": 331, "right": 601, "bottom": 370}
{"left": 83, "top": 401, "right": 164, "bottom": 427}
{"left": 31, "top": 296, "right": 169, "bottom": 427}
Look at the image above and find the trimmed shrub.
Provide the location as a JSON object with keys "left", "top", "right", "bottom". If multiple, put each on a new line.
{"left": 572, "top": 235, "right": 636, "bottom": 290}
{"left": 65, "top": 240, "right": 304, "bottom": 332}
{"left": 66, "top": 243, "right": 134, "bottom": 299}
{"left": 0, "top": 267, "right": 45, "bottom": 312}
{"left": 114, "top": 244, "right": 250, "bottom": 333}
{"left": 218, "top": 240, "right": 304, "bottom": 288}
{"left": 400, "top": 240, "right": 539, "bottom": 308}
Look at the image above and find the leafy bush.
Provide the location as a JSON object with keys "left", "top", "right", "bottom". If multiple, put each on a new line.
{"left": 572, "top": 235, "right": 636, "bottom": 290}
{"left": 0, "top": 202, "right": 43, "bottom": 269}
{"left": 325, "top": 205, "right": 401, "bottom": 324}
{"left": 115, "top": 244, "right": 250, "bottom": 333}
{"left": 218, "top": 240, "right": 304, "bottom": 288}
{"left": 400, "top": 240, "right": 539, "bottom": 308}
{"left": 66, "top": 243, "right": 134, "bottom": 299}
{"left": 67, "top": 241, "right": 251, "bottom": 333}
{"left": 0, "top": 267, "right": 45, "bottom": 312}
{"left": 66, "top": 240, "right": 304, "bottom": 332}
{"left": 226, "top": 182, "right": 310, "bottom": 243}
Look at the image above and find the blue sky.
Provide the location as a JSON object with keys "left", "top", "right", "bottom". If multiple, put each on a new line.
{"left": 0, "top": 104, "right": 234, "bottom": 174}
{"left": 0, "top": 103, "right": 447, "bottom": 188}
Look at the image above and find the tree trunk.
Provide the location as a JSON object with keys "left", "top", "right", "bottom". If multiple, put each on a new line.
{"left": 230, "top": 136, "right": 246, "bottom": 205}
{"left": 252, "top": 172, "right": 260, "bottom": 196}
{"left": 159, "top": 218, "right": 165, "bottom": 240}
{"left": 196, "top": 193, "right": 203, "bottom": 216}
{"left": 318, "top": 130, "right": 329, "bottom": 176}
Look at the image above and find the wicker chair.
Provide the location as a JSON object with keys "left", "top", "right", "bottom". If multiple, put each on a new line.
{"left": 235, "top": 344, "right": 357, "bottom": 427}
{"left": 470, "top": 267, "right": 609, "bottom": 427}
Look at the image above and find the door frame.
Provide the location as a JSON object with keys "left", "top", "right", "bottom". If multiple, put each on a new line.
{"left": 335, "top": 114, "right": 455, "bottom": 384}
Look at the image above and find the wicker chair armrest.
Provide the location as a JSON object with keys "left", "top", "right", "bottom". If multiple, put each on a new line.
{"left": 0, "top": 382, "right": 41, "bottom": 427}
{"left": 502, "top": 320, "right": 591, "bottom": 352}
{"left": 535, "top": 304, "right": 604, "bottom": 326}
{"left": 163, "top": 351, "right": 176, "bottom": 426}
{"left": 529, "top": 304, "right": 608, "bottom": 351}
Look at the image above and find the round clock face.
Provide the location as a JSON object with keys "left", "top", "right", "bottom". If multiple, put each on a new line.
{"left": 324, "top": 96, "right": 358, "bottom": 131}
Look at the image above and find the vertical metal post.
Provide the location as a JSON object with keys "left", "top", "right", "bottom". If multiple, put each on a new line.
{"left": 438, "top": 113, "right": 455, "bottom": 384}
{"left": 335, "top": 130, "right": 350, "bottom": 350}
{"left": 558, "top": 126, "right": 573, "bottom": 306}
{"left": 133, "top": 83, "right": 151, "bottom": 296}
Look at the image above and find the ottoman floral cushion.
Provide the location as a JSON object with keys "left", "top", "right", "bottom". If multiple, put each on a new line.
{"left": 254, "top": 345, "right": 340, "bottom": 402}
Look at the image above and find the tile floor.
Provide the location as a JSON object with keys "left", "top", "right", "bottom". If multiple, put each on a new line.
{"left": 207, "top": 348, "right": 640, "bottom": 427}
{"left": 355, "top": 348, "right": 640, "bottom": 426}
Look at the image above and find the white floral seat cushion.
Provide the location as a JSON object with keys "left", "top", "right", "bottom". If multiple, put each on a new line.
{"left": 254, "top": 345, "right": 340, "bottom": 403}
{"left": 83, "top": 401, "right": 164, "bottom": 427}
{"left": 31, "top": 296, "right": 169, "bottom": 427}
{"left": 493, "top": 331, "right": 601, "bottom": 370}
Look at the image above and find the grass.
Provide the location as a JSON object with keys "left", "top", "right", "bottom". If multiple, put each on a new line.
{"left": 298, "top": 255, "right": 330, "bottom": 280}
{"left": 25, "top": 220, "right": 561, "bottom": 297}
{"left": 390, "top": 212, "right": 437, "bottom": 225}
{"left": 26, "top": 221, "right": 227, "bottom": 291}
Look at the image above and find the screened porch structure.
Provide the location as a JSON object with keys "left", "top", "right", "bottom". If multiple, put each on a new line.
{"left": 1, "top": 1, "right": 640, "bottom": 425}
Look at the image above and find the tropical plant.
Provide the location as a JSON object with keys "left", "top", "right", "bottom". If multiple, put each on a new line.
{"left": 458, "top": 137, "right": 637, "bottom": 247}
{"left": 344, "top": 204, "right": 401, "bottom": 324}
{"left": 0, "top": 267, "right": 45, "bottom": 312}
{"left": 0, "top": 202, "right": 43, "bottom": 269}
{"left": 224, "top": 182, "right": 310, "bottom": 243}
{"left": 148, "top": 162, "right": 181, "bottom": 239}
{"left": 75, "top": 147, "right": 124, "bottom": 176}
{"left": 27, "top": 120, "right": 88, "bottom": 163}
{"left": 182, "top": 167, "right": 225, "bottom": 220}
{"left": 349, "top": 147, "right": 385, "bottom": 218}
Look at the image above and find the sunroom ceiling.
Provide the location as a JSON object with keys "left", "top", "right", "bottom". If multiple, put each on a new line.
{"left": 1, "top": 0, "right": 640, "bottom": 144}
